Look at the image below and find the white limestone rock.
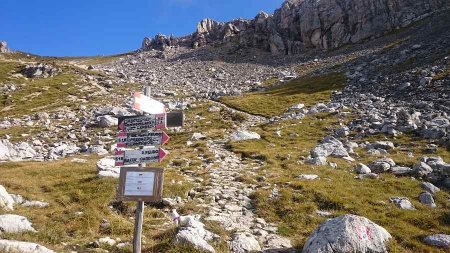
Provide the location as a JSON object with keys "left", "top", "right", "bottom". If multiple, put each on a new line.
{"left": 230, "top": 233, "right": 261, "bottom": 253}
{"left": 0, "top": 185, "right": 14, "bottom": 211}
{"left": 0, "top": 214, "right": 36, "bottom": 234}
{"left": 230, "top": 130, "right": 261, "bottom": 141}
{"left": 0, "top": 239, "right": 54, "bottom": 253}
{"left": 302, "top": 214, "right": 391, "bottom": 253}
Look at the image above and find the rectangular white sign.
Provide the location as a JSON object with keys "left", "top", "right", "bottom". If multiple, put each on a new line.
{"left": 124, "top": 171, "right": 155, "bottom": 196}
{"left": 134, "top": 92, "right": 165, "bottom": 114}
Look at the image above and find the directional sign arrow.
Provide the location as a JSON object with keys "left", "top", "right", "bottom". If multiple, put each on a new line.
{"left": 117, "top": 131, "right": 170, "bottom": 148}
{"left": 118, "top": 114, "right": 167, "bottom": 132}
{"left": 115, "top": 147, "right": 169, "bottom": 166}
{"left": 134, "top": 92, "right": 165, "bottom": 114}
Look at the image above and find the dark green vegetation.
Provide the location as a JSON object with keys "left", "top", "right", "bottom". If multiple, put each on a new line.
{"left": 220, "top": 73, "right": 345, "bottom": 117}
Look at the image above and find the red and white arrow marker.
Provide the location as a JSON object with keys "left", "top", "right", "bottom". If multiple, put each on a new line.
{"left": 134, "top": 92, "right": 165, "bottom": 114}
{"left": 115, "top": 147, "right": 169, "bottom": 166}
{"left": 117, "top": 131, "right": 170, "bottom": 148}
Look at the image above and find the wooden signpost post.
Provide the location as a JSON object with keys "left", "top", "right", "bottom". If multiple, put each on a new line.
{"left": 115, "top": 87, "right": 183, "bottom": 253}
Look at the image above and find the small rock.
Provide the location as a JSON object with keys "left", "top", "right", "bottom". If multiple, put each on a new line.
{"left": 230, "top": 233, "right": 261, "bottom": 253}
{"left": 0, "top": 214, "right": 36, "bottom": 233}
{"left": 297, "top": 174, "right": 320, "bottom": 180}
{"left": 391, "top": 166, "right": 412, "bottom": 176}
{"left": 355, "top": 163, "right": 371, "bottom": 174}
{"left": 389, "top": 197, "right": 415, "bottom": 210}
{"left": 98, "top": 237, "right": 116, "bottom": 246}
{"left": 413, "top": 162, "right": 433, "bottom": 177}
{"left": 0, "top": 239, "right": 55, "bottom": 253}
{"left": 22, "top": 201, "right": 49, "bottom": 208}
{"left": 0, "top": 185, "right": 14, "bottom": 211}
{"left": 418, "top": 192, "right": 436, "bottom": 208}
{"left": 421, "top": 182, "right": 440, "bottom": 195}
{"left": 306, "top": 156, "right": 327, "bottom": 166}
{"left": 423, "top": 234, "right": 450, "bottom": 248}
{"left": 208, "top": 106, "right": 221, "bottom": 112}
{"left": 97, "top": 115, "right": 118, "bottom": 128}
{"left": 230, "top": 130, "right": 260, "bottom": 141}
{"left": 191, "top": 133, "right": 207, "bottom": 140}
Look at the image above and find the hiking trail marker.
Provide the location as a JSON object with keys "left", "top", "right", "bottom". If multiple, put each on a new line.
{"left": 115, "top": 147, "right": 169, "bottom": 166}
{"left": 133, "top": 92, "right": 165, "bottom": 114}
{"left": 118, "top": 114, "right": 167, "bottom": 132}
{"left": 115, "top": 87, "right": 184, "bottom": 253}
{"left": 117, "top": 131, "right": 170, "bottom": 148}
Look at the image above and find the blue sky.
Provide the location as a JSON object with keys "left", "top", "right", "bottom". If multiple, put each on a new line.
{"left": 0, "top": 0, "right": 284, "bottom": 56}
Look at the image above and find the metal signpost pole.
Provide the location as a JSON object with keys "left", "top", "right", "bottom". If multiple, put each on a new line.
{"left": 133, "top": 86, "right": 151, "bottom": 253}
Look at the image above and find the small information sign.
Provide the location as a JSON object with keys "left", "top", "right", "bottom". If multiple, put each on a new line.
{"left": 117, "top": 167, "right": 164, "bottom": 202}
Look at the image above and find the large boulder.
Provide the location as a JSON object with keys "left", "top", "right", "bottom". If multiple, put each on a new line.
{"left": 0, "top": 140, "right": 37, "bottom": 161}
{"left": 0, "top": 185, "right": 14, "bottom": 211}
{"left": 302, "top": 214, "right": 392, "bottom": 253}
{"left": 0, "top": 240, "right": 54, "bottom": 253}
{"left": 0, "top": 215, "right": 36, "bottom": 234}
{"left": 21, "top": 63, "right": 60, "bottom": 78}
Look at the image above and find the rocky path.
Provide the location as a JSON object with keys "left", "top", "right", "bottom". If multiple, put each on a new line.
{"left": 203, "top": 140, "right": 293, "bottom": 252}
{"left": 199, "top": 100, "right": 293, "bottom": 252}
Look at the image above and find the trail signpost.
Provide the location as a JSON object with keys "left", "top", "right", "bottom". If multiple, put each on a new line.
{"left": 115, "top": 87, "right": 183, "bottom": 253}
{"left": 117, "top": 131, "right": 170, "bottom": 148}
{"left": 118, "top": 114, "right": 167, "bottom": 132}
{"left": 115, "top": 147, "right": 169, "bottom": 166}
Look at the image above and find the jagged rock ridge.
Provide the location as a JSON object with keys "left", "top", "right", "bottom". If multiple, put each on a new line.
{"left": 0, "top": 41, "right": 9, "bottom": 53}
{"left": 141, "top": 0, "right": 447, "bottom": 54}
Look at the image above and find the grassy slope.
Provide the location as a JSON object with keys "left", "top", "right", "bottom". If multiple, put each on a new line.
{"left": 229, "top": 115, "right": 450, "bottom": 252}
{"left": 221, "top": 74, "right": 450, "bottom": 252}
{"left": 0, "top": 61, "right": 100, "bottom": 118}
{"left": 220, "top": 73, "right": 346, "bottom": 117}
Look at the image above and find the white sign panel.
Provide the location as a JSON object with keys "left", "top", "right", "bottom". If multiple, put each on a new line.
{"left": 134, "top": 92, "right": 165, "bottom": 114}
{"left": 124, "top": 171, "right": 155, "bottom": 196}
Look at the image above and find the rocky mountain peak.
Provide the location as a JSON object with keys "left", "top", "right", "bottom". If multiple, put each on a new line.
{"left": 0, "top": 41, "right": 9, "bottom": 53}
{"left": 141, "top": 0, "right": 448, "bottom": 54}
{"left": 196, "top": 18, "right": 223, "bottom": 34}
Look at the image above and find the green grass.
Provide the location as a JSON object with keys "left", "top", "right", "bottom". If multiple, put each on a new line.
{"left": 0, "top": 154, "right": 206, "bottom": 252}
{"left": 220, "top": 73, "right": 346, "bottom": 117}
{"left": 0, "top": 61, "right": 106, "bottom": 118}
{"left": 0, "top": 61, "right": 22, "bottom": 83}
